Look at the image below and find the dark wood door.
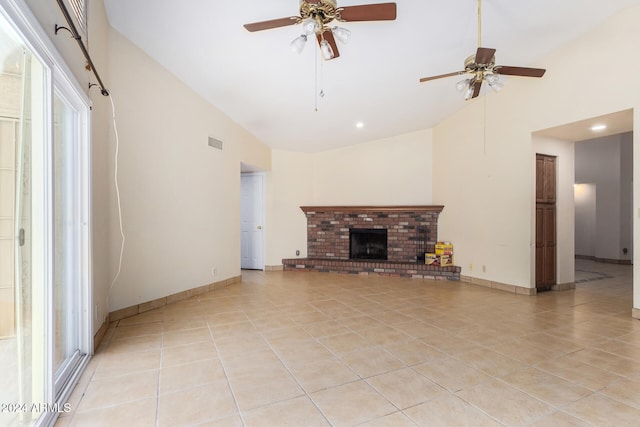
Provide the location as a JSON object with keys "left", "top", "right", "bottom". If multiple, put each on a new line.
{"left": 536, "top": 154, "right": 556, "bottom": 290}
{"left": 536, "top": 204, "right": 557, "bottom": 289}
{"left": 536, "top": 155, "right": 556, "bottom": 203}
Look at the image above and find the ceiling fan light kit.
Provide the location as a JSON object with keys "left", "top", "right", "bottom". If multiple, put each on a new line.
{"left": 290, "top": 34, "right": 308, "bottom": 53}
{"left": 331, "top": 26, "right": 351, "bottom": 44}
{"left": 320, "top": 38, "right": 335, "bottom": 60}
{"left": 302, "top": 18, "right": 319, "bottom": 35}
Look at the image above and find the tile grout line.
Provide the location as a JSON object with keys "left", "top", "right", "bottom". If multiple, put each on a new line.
{"left": 154, "top": 320, "right": 164, "bottom": 427}
{"left": 207, "top": 321, "right": 249, "bottom": 427}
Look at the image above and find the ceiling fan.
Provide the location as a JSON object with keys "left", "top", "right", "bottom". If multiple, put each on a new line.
{"left": 243, "top": 0, "right": 397, "bottom": 60}
{"left": 419, "top": 0, "right": 546, "bottom": 100}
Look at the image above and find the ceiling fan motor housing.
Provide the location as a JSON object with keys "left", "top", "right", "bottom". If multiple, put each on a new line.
{"left": 464, "top": 53, "right": 495, "bottom": 72}
{"left": 299, "top": 0, "right": 339, "bottom": 25}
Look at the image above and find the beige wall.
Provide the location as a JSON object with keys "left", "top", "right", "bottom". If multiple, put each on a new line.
{"left": 265, "top": 150, "right": 314, "bottom": 266}
{"left": 433, "top": 4, "right": 639, "bottom": 304}
{"left": 433, "top": 95, "right": 534, "bottom": 286}
{"left": 105, "top": 30, "right": 270, "bottom": 312}
{"left": 86, "top": 1, "right": 112, "bottom": 327}
{"left": 312, "top": 129, "right": 433, "bottom": 205}
{"left": 266, "top": 129, "right": 433, "bottom": 266}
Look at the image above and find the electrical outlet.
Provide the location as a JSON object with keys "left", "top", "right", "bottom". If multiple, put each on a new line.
{"left": 212, "top": 267, "right": 217, "bottom": 276}
{"left": 469, "top": 264, "right": 473, "bottom": 271}
{"left": 482, "top": 265, "right": 486, "bottom": 273}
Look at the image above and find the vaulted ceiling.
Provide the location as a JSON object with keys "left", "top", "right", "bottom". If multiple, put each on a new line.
{"left": 104, "top": 0, "right": 640, "bottom": 152}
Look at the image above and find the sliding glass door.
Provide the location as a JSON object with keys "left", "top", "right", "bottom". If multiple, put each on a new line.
{"left": 0, "top": 2, "right": 92, "bottom": 426}
{"left": 0, "top": 17, "right": 46, "bottom": 426}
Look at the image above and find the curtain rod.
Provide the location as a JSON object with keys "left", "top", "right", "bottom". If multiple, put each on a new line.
{"left": 55, "top": 0, "right": 109, "bottom": 96}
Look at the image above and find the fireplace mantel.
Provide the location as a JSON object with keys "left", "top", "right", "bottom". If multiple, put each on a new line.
{"left": 301, "top": 205, "right": 444, "bottom": 214}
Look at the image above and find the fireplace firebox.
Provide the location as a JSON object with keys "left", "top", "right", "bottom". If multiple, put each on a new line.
{"left": 350, "top": 228, "right": 388, "bottom": 260}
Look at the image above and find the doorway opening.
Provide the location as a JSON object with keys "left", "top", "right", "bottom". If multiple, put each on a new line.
{"left": 534, "top": 109, "right": 635, "bottom": 316}
{"left": 575, "top": 132, "right": 633, "bottom": 265}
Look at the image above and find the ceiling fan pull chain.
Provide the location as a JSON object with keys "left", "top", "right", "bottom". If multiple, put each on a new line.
{"left": 320, "top": 49, "right": 325, "bottom": 98}
{"left": 483, "top": 95, "right": 487, "bottom": 155}
{"left": 315, "top": 40, "right": 318, "bottom": 111}
{"left": 314, "top": 40, "right": 326, "bottom": 112}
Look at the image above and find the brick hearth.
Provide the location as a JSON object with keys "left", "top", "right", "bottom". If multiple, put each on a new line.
{"left": 282, "top": 206, "right": 461, "bottom": 280}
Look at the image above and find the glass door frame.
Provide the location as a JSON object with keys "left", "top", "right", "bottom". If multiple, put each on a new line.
{"left": 50, "top": 81, "right": 92, "bottom": 402}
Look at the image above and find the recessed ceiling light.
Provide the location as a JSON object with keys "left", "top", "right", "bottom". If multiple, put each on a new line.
{"left": 590, "top": 124, "right": 607, "bottom": 132}
{"left": 356, "top": 122, "right": 364, "bottom": 129}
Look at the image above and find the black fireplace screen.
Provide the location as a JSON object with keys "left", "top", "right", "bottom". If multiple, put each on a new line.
{"left": 415, "top": 227, "right": 430, "bottom": 262}
{"left": 349, "top": 228, "right": 388, "bottom": 260}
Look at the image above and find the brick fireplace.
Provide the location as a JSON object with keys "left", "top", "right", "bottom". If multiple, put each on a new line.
{"left": 282, "top": 206, "right": 461, "bottom": 280}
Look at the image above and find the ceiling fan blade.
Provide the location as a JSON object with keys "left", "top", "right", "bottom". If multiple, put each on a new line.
{"left": 470, "top": 80, "right": 483, "bottom": 99}
{"left": 419, "top": 71, "right": 466, "bottom": 83}
{"left": 475, "top": 47, "right": 496, "bottom": 65}
{"left": 316, "top": 29, "right": 341, "bottom": 60}
{"left": 243, "top": 16, "right": 299, "bottom": 32}
{"left": 493, "top": 65, "right": 546, "bottom": 78}
{"left": 338, "top": 2, "right": 397, "bottom": 22}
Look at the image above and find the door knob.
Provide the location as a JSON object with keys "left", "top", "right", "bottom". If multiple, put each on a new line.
{"left": 257, "top": 225, "right": 262, "bottom": 230}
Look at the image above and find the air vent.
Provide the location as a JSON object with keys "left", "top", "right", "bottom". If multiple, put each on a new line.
{"left": 208, "top": 137, "right": 223, "bottom": 150}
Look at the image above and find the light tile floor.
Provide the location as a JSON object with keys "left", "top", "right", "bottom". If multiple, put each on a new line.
{"left": 56, "top": 260, "right": 640, "bottom": 426}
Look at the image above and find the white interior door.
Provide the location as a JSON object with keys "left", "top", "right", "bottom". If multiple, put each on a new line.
{"left": 240, "top": 174, "right": 264, "bottom": 270}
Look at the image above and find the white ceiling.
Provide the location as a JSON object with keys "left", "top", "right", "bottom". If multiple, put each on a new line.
{"left": 103, "top": 0, "right": 640, "bottom": 152}
{"left": 535, "top": 110, "right": 633, "bottom": 143}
